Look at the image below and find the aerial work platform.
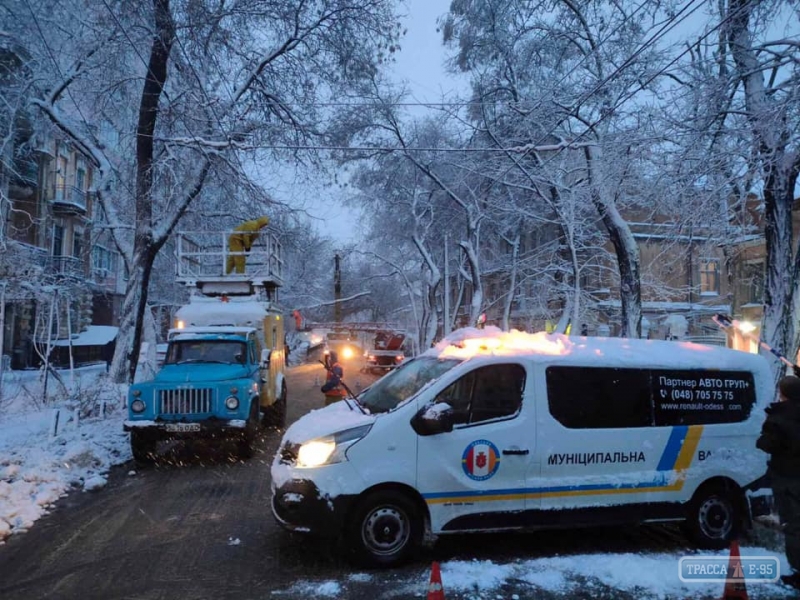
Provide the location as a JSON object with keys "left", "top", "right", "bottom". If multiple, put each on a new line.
{"left": 175, "top": 230, "right": 284, "bottom": 297}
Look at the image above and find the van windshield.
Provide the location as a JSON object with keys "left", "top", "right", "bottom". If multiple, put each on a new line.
{"left": 358, "top": 356, "right": 461, "bottom": 413}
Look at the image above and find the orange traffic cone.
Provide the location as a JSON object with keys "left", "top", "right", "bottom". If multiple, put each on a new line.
{"left": 721, "top": 540, "right": 748, "bottom": 600}
{"left": 427, "top": 561, "right": 445, "bottom": 600}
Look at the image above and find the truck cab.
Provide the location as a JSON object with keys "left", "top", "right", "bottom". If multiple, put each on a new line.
{"left": 124, "top": 228, "right": 287, "bottom": 462}
{"left": 124, "top": 326, "right": 280, "bottom": 461}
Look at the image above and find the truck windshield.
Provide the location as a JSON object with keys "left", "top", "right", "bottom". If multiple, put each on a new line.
{"left": 165, "top": 340, "right": 248, "bottom": 365}
{"left": 358, "top": 356, "right": 461, "bottom": 413}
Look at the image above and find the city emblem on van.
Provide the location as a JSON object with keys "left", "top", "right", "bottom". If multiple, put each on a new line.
{"left": 462, "top": 439, "right": 500, "bottom": 481}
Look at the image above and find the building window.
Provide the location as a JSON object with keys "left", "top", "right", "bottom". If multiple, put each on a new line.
{"left": 740, "top": 261, "right": 764, "bottom": 305}
{"left": 53, "top": 225, "right": 64, "bottom": 256}
{"left": 92, "top": 245, "right": 118, "bottom": 274}
{"left": 73, "top": 231, "right": 83, "bottom": 258}
{"left": 700, "top": 258, "right": 720, "bottom": 295}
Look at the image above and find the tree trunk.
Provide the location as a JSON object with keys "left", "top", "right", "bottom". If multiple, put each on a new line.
{"left": 727, "top": 0, "right": 800, "bottom": 378}
{"left": 111, "top": 0, "right": 175, "bottom": 383}
{"left": 502, "top": 232, "right": 520, "bottom": 332}
{"left": 584, "top": 146, "right": 642, "bottom": 337}
{"left": 460, "top": 241, "right": 483, "bottom": 327}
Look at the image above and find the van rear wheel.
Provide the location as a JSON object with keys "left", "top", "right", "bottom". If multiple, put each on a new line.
{"left": 683, "top": 483, "right": 742, "bottom": 549}
{"left": 346, "top": 490, "right": 421, "bottom": 568}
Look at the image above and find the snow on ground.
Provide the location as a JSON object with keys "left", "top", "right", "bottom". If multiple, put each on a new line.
{"left": 0, "top": 364, "right": 130, "bottom": 543}
{"left": 273, "top": 551, "right": 794, "bottom": 599}
{"left": 0, "top": 360, "right": 795, "bottom": 599}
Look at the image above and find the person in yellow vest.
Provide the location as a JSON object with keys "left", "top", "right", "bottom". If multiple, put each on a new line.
{"left": 226, "top": 216, "right": 270, "bottom": 274}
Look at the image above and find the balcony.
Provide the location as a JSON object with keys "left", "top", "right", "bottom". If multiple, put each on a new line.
{"left": 50, "top": 184, "right": 87, "bottom": 214}
{"left": 46, "top": 255, "right": 84, "bottom": 279}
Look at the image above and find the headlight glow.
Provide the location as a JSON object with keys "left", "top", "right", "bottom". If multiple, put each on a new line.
{"left": 131, "top": 399, "right": 145, "bottom": 413}
{"left": 342, "top": 346, "right": 354, "bottom": 359}
{"left": 225, "top": 396, "right": 239, "bottom": 410}
{"left": 294, "top": 424, "right": 373, "bottom": 468}
{"left": 176, "top": 320, "right": 185, "bottom": 329}
{"left": 297, "top": 440, "right": 336, "bottom": 467}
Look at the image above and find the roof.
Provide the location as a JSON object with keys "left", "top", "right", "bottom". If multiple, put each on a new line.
{"left": 53, "top": 325, "right": 118, "bottom": 347}
{"left": 168, "top": 326, "right": 255, "bottom": 341}
{"left": 424, "top": 327, "right": 771, "bottom": 374}
{"left": 175, "top": 295, "right": 277, "bottom": 327}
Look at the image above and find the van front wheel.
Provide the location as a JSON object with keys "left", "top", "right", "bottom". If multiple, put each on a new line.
{"left": 683, "top": 483, "right": 742, "bottom": 549}
{"left": 347, "top": 490, "right": 421, "bottom": 567}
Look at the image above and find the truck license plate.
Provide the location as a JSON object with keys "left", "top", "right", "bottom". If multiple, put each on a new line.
{"left": 165, "top": 423, "right": 201, "bottom": 433}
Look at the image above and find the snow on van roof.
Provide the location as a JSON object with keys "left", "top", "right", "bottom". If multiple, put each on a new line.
{"left": 424, "top": 327, "right": 770, "bottom": 372}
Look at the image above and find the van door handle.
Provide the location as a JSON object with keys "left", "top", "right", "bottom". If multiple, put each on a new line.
{"left": 502, "top": 449, "right": 529, "bottom": 456}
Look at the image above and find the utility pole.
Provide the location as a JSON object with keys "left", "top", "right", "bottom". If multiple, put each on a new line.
{"left": 443, "top": 234, "right": 451, "bottom": 336}
{"left": 334, "top": 253, "right": 342, "bottom": 323}
{"left": 0, "top": 282, "right": 6, "bottom": 401}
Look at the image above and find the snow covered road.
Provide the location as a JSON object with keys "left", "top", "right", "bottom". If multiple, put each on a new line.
{"left": 0, "top": 360, "right": 794, "bottom": 599}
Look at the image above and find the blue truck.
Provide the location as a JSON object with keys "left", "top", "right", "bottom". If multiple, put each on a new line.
{"left": 124, "top": 228, "right": 287, "bottom": 462}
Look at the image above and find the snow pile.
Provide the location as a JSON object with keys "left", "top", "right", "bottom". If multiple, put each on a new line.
{"left": 0, "top": 366, "right": 130, "bottom": 543}
{"left": 271, "top": 549, "right": 793, "bottom": 599}
{"left": 438, "top": 551, "right": 792, "bottom": 599}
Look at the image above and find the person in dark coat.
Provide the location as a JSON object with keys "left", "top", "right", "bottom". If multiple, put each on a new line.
{"left": 757, "top": 375, "right": 800, "bottom": 590}
{"left": 321, "top": 351, "right": 344, "bottom": 394}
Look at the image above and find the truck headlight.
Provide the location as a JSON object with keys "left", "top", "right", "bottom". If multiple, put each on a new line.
{"left": 131, "top": 399, "right": 146, "bottom": 413}
{"left": 295, "top": 424, "right": 372, "bottom": 468}
{"left": 225, "top": 396, "right": 239, "bottom": 410}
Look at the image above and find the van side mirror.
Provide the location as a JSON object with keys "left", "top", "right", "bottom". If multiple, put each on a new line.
{"left": 411, "top": 403, "right": 454, "bottom": 436}
{"left": 261, "top": 349, "right": 271, "bottom": 367}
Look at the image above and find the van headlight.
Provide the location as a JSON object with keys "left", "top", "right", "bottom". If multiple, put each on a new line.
{"left": 225, "top": 396, "right": 239, "bottom": 410}
{"left": 131, "top": 399, "right": 146, "bottom": 413}
{"left": 295, "top": 424, "right": 373, "bottom": 468}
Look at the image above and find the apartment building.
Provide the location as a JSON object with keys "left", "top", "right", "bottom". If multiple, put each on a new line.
{"left": 454, "top": 195, "right": 773, "bottom": 343}
{"left": 1, "top": 35, "right": 124, "bottom": 370}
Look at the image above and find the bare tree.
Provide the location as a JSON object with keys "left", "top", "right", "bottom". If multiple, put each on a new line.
{"left": 8, "top": 0, "right": 401, "bottom": 382}
{"left": 724, "top": 0, "right": 800, "bottom": 375}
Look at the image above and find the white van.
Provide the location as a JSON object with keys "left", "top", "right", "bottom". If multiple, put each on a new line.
{"left": 271, "top": 328, "right": 773, "bottom": 567}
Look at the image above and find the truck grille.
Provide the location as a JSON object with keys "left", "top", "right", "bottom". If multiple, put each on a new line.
{"left": 159, "top": 388, "right": 213, "bottom": 415}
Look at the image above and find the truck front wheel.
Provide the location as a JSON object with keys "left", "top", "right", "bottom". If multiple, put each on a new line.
{"left": 262, "top": 382, "right": 287, "bottom": 429}
{"left": 237, "top": 401, "right": 259, "bottom": 459}
{"left": 131, "top": 431, "right": 156, "bottom": 463}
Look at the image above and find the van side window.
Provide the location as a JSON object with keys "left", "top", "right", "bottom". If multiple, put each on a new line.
{"left": 547, "top": 367, "right": 757, "bottom": 428}
{"left": 436, "top": 364, "right": 526, "bottom": 425}
{"left": 546, "top": 367, "right": 652, "bottom": 429}
{"left": 651, "top": 369, "right": 756, "bottom": 425}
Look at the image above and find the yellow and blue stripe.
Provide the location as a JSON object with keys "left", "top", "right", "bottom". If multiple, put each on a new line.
{"left": 423, "top": 425, "right": 703, "bottom": 505}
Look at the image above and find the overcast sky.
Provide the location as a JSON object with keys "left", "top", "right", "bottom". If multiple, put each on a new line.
{"left": 267, "top": 0, "right": 467, "bottom": 246}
